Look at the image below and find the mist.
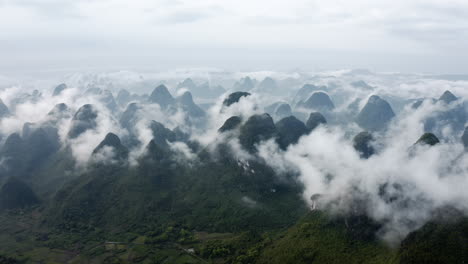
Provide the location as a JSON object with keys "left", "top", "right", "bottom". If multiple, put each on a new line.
{"left": 0, "top": 67, "right": 468, "bottom": 251}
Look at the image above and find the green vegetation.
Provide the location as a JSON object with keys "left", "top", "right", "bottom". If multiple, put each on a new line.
{"left": 353, "top": 131, "right": 375, "bottom": 158}
{"left": 222, "top": 92, "right": 251, "bottom": 107}
{"left": 415, "top": 132, "right": 440, "bottom": 146}
{"left": 0, "top": 118, "right": 467, "bottom": 263}
{"left": 218, "top": 116, "right": 242, "bottom": 133}
{"left": 0, "top": 177, "right": 39, "bottom": 211}
{"left": 239, "top": 114, "right": 277, "bottom": 152}
{"left": 399, "top": 217, "right": 468, "bottom": 264}
{"left": 256, "top": 212, "right": 398, "bottom": 264}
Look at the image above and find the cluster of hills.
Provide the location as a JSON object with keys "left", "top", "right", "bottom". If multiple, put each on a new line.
{"left": 0, "top": 71, "right": 467, "bottom": 263}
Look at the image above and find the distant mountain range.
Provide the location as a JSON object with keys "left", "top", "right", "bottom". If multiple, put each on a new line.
{"left": 0, "top": 74, "right": 467, "bottom": 263}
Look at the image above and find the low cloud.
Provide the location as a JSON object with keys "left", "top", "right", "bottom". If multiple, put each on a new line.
{"left": 0, "top": 69, "right": 467, "bottom": 245}
{"left": 258, "top": 101, "right": 468, "bottom": 243}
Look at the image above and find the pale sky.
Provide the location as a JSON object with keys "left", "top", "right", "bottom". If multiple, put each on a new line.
{"left": 1, "top": 0, "right": 468, "bottom": 74}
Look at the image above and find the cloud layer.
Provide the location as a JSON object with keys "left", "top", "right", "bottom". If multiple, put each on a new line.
{"left": 1, "top": 0, "right": 468, "bottom": 73}
{"left": 0, "top": 68, "right": 467, "bottom": 244}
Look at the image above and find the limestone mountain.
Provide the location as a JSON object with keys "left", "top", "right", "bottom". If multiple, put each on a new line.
{"left": 411, "top": 98, "right": 436, "bottom": 109}
{"left": 264, "top": 102, "right": 282, "bottom": 115}
{"left": 438, "top": 90, "right": 458, "bottom": 104}
{"left": 100, "top": 90, "right": 118, "bottom": 112}
{"left": 0, "top": 177, "right": 39, "bottom": 211}
{"left": 82, "top": 88, "right": 118, "bottom": 112}
{"left": 276, "top": 116, "right": 308, "bottom": 150}
{"left": 239, "top": 113, "right": 277, "bottom": 152}
{"left": 0, "top": 98, "right": 11, "bottom": 119}
{"left": 222, "top": 92, "right": 251, "bottom": 107}
{"left": 0, "top": 122, "right": 61, "bottom": 180}
{"left": 256, "top": 77, "right": 279, "bottom": 94}
{"left": 22, "top": 124, "right": 61, "bottom": 169}
{"left": 149, "top": 84, "right": 175, "bottom": 110}
{"left": 176, "top": 91, "right": 205, "bottom": 118}
{"left": 92, "top": 133, "right": 129, "bottom": 161}
{"left": 424, "top": 91, "right": 466, "bottom": 134}
{"left": 177, "top": 78, "right": 197, "bottom": 90}
{"left": 218, "top": 116, "right": 242, "bottom": 133}
{"left": 67, "top": 104, "right": 98, "bottom": 139}
{"left": 10, "top": 90, "right": 42, "bottom": 108}
{"left": 0, "top": 133, "right": 25, "bottom": 178}
{"left": 353, "top": 131, "right": 375, "bottom": 159}
{"left": 399, "top": 212, "right": 468, "bottom": 264}
{"left": 116, "top": 89, "right": 131, "bottom": 107}
{"left": 306, "top": 112, "right": 327, "bottom": 132}
{"left": 177, "top": 78, "right": 226, "bottom": 99}
{"left": 356, "top": 95, "right": 395, "bottom": 131}
{"left": 232, "top": 76, "right": 255, "bottom": 92}
{"left": 1, "top": 75, "right": 468, "bottom": 263}
{"left": 275, "top": 103, "right": 292, "bottom": 119}
{"left": 52, "top": 83, "right": 68, "bottom": 96}
{"left": 415, "top": 133, "right": 440, "bottom": 146}
{"left": 119, "top": 102, "right": 140, "bottom": 131}
{"left": 149, "top": 120, "right": 177, "bottom": 148}
{"left": 300, "top": 92, "right": 335, "bottom": 111}
{"left": 293, "top": 84, "right": 326, "bottom": 105}
{"left": 47, "top": 103, "right": 71, "bottom": 124}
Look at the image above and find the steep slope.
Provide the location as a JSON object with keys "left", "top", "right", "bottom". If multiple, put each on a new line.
{"left": 116, "top": 89, "right": 131, "bottom": 107}
{"left": 149, "top": 120, "right": 176, "bottom": 148}
{"left": 239, "top": 114, "right": 277, "bottom": 152}
{"left": 67, "top": 104, "right": 98, "bottom": 139}
{"left": 232, "top": 77, "right": 255, "bottom": 92}
{"left": 306, "top": 112, "right": 327, "bottom": 132}
{"left": 149, "top": 84, "right": 175, "bottom": 110}
{"left": 293, "top": 84, "right": 326, "bottom": 105}
{"left": 223, "top": 92, "right": 251, "bottom": 107}
{"left": 177, "top": 78, "right": 197, "bottom": 91}
{"left": 415, "top": 133, "right": 440, "bottom": 146}
{"left": 100, "top": 90, "right": 118, "bottom": 112}
{"left": 424, "top": 91, "right": 466, "bottom": 134}
{"left": 46, "top": 103, "right": 71, "bottom": 124}
{"left": 399, "top": 214, "right": 468, "bottom": 264}
{"left": 92, "top": 133, "right": 129, "bottom": 162}
{"left": 0, "top": 98, "right": 11, "bottom": 119}
{"left": 23, "top": 126, "right": 61, "bottom": 170}
{"left": 256, "top": 77, "right": 279, "bottom": 94}
{"left": 52, "top": 83, "right": 68, "bottom": 96}
{"left": 356, "top": 95, "right": 395, "bottom": 131}
{"left": 256, "top": 212, "right": 397, "bottom": 264}
{"left": 438, "top": 90, "right": 458, "bottom": 104}
{"left": 275, "top": 103, "right": 292, "bottom": 119}
{"left": 48, "top": 146, "right": 305, "bottom": 235}
{"left": 0, "top": 133, "right": 26, "bottom": 178}
{"left": 353, "top": 131, "right": 375, "bottom": 159}
{"left": 0, "top": 177, "right": 39, "bottom": 211}
{"left": 176, "top": 91, "right": 205, "bottom": 118}
{"left": 218, "top": 116, "right": 242, "bottom": 133}
{"left": 301, "top": 92, "right": 335, "bottom": 111}
{"left": 119, "top": 102, "right": 140, "bottom": 131}
{"left": 276, "top": 116, "right": 308, "bottom": 150}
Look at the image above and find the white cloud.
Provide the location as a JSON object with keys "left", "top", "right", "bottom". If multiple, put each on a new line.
{"left": 258, "top": 102, "right": 468, "bottom": 243}
{"left": 0, "top": 65, "right": 467, "bottom": 244}
{"left": 1, "top": 0, "right": 468, "bottom": 73}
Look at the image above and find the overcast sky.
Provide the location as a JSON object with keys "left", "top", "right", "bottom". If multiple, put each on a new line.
{"left": 1, "top": 0, "right": 468, "bottom": 74}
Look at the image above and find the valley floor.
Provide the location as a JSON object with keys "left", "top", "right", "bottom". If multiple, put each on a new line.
{"left": 0, "top": 209, "right": 401, "bottom": 264}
